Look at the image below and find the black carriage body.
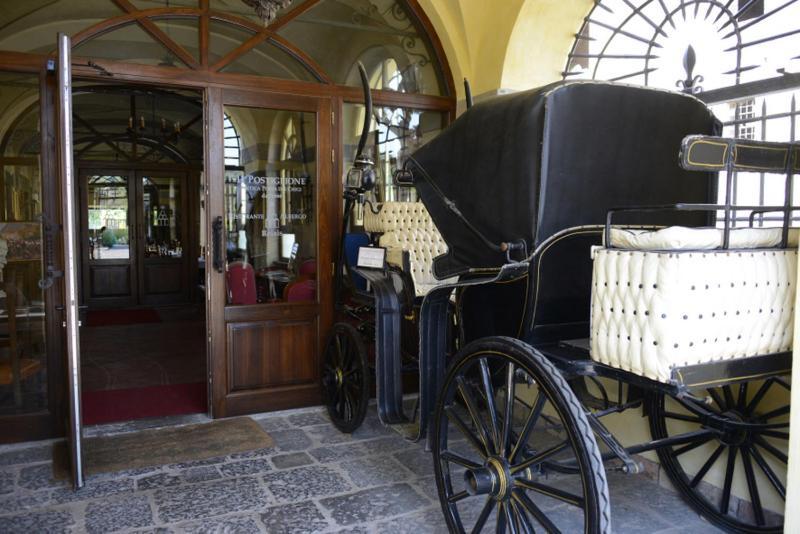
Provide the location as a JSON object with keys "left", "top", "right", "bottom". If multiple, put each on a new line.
{"left": 410, "top": 81, "right": 721, "bottom": 344}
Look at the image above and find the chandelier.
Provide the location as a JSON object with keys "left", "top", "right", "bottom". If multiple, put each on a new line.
{"left": 240, "top": 0, "right": 294, "bottom": 25}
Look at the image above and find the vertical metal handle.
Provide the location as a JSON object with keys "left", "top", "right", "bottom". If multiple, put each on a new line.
{"left": 212, "top": 216, "right": 224, "bottom": 273}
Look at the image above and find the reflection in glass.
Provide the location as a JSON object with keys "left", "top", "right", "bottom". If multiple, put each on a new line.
{"left": 143, "top": 176, "right": 183, "bottom": 258}
{"left": 343, "top": 103, "right": 445, "bottom": 206}
{"left": 223, "top": 106, "right": 317, "bottom": 305}
{"left": 87, "top": 176, "right": 130, "bottom": 260}
{"left": 0, "top": 72, "right": 48, "bottom": 415}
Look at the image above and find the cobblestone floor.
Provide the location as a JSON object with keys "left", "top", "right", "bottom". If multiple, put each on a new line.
{"left": 0, "top": 404, "right": 724, "bottom": 533}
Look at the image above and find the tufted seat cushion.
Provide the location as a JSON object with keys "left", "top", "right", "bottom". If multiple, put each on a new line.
{"left": 609, "top": 226, "right": 799, "bottom": 251}
{"left": 363, "top": 202, "right": 456, "bottom": 296}
{"left": 590, "top": 241, "right": 797, "bottom": 383}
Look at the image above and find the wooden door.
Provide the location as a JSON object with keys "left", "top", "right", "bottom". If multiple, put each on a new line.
{"left": 207, "top": 89, "right": 334, "bottom": 417}
{"left": 79, "top": 170, "right": 137, "bottom": 308}
{"left": 137, "top": 171, "right": 190, "bottom": 305}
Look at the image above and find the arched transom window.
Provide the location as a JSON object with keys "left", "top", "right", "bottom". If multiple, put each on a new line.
{"left": 565, "top": 0, "right": 800, "bottom": 227}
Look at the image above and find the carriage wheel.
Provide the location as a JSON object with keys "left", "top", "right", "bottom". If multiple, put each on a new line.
{"left": 322, "top": 323, "right": 369, "bottom": 433}
{"left": 648, "top": 377, "right": 790, "bottom": 532}
{"left": 432, "top": 337, "right": 611, "bottom": 533}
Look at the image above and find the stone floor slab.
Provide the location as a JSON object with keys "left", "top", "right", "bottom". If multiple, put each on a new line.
{"left": 263, "top": 465, "right": 351, "bottom": 503}
{"left": 260, "top": 500, "right": 329, "bottom": 533}
{"left": 85, "top": 494, "right": 154, "bottom": 534}
{"left": 271, "top": 452, "right": 314, "bottom": 470}
{"left": 0, "top": 509, "right": 74, "bottom": 534}
{"left": 154, "top": 476, "right": 269, "bottom": 523}
{"left": 319, "top": 483, "right": 430, "bottom": 526}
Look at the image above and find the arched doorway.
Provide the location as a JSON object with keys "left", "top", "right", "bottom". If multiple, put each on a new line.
{"left": 0, "top": 0, "right": 455, "bottom": 445}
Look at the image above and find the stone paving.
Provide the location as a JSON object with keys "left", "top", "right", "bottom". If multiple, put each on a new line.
{"left": 0, "top": 404, "right": 724, "bottom": 533}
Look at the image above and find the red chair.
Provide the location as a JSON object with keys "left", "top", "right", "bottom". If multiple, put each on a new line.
{"left": 284, "top": 279, "right": 316, "bottom": 302}
{"left": 226, "top": 261, "right": 257, "bottom": 305}
{"left": 298, "top": 259, "right": 316, "bottom": 278}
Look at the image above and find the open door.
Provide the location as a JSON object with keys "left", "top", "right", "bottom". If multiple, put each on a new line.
{"left": 206, "top": 89, "right": 334, "bottom": 417}
{"left": 57, "top": 33, "right": 84, "bottom": 489}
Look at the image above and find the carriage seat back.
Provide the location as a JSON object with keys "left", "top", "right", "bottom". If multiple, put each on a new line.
{"left": 363, "top": 202, "right": 456, "bottom": 296}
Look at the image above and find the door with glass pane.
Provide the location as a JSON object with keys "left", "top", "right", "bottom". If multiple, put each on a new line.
{"left": 138, "top": 172, "right": 189, "bottom": 305}
{"left": 207, "top": 90, "right": 333, "bottom": 417}
{"left": 80, "top": 171, "right": 137, "bottom": 308}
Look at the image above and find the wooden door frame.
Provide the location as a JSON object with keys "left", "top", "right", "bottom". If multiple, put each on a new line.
{"left": 78, "top": 168, "right": 138, "bottom": 308}
{"left": 207, "top": 88, "right": 334, "bottom": 417}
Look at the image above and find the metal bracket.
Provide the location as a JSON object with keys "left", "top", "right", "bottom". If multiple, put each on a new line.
{"left": 586, "top": 413, "right": 642, "bottom": 474}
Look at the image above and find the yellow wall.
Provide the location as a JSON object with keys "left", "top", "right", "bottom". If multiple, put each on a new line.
{"left": 416, "top": 0, "right": 592, "bottom": 99}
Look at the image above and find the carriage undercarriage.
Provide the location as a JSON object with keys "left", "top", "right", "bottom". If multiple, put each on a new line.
{"left": 322, "top": 79, "right": 794, "bottom": 533}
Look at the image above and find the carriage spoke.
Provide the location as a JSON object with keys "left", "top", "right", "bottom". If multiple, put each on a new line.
{"left": 510, "top": 392, "right": 546, "bottom": 463}
{"left": 673, "top": 435, "right": 713, "bottom": 457}
{"left": 503, "top": 502, "right": 518, "bottom": 534}
{"left": 664, "top": 411, "right": 701, "bottom": 423}
{"left": 456, "top": 376, "right": 494, "bottom": 453}
{"left": 446, "top": 405, "right": 489, "bottom": 457}
{"left": 513, "top": 489, "right": 562, "bottom": 533}
{"left": 495, "top": 502, "right": 507, "bottom": 534}
{"left": 706, "top": 388, "right": 726, "bottom": 409}
{"left": 471, "top": 497, "right": 496, "bottom": 534}
{"left": 737, "top": 382, "right": 748, "bottom": 411}
{"left": 690, "top": 444, "right": 724, "bottom": 488}
{"left": 761, "top": 430, "right": 790, "bottom": 440}
{"left": 746, "top": 378, "right": 775, "bottom": 413}
{"left": 502, "top": 362, "right": 517, "bottom": 456}
{"left": 441, "top": 451, "right": 482, "bottom": 470}
{"left": 754, "top": 435, "right": 788, "bottom": 464}
{"left": 515, "top": 478, "right": 585, "bottom": 508}
{"left": 749, "top": 445, "right": 786, "bottom": 499}
{"left": 719, "top": 446, "right": 738, "bottom": 515}
{"left": 760, "top": 404, "right": 790, "bottom": 421}
{"left": 479, "top": 358, "right": 502, "bottom": 452}
{"left": 740, "top": 448, "right": 765, "bottom": 526}
{"left": 448, "top": 490, "right": 470, "bottom": 504}
{"left": 511, "top": 440, "right": 570, "bottom": 474}
{"left": 722, "top": 386, "right": 735, "bottom": 410}
{"left": 509, "top": 499, "right": 534, "bottom": 534}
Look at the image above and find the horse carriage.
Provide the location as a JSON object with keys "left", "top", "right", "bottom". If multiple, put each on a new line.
{"left": 322, "top": 78, "right": 795, "bottom": 533}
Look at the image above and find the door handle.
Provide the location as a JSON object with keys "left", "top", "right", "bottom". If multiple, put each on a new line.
{"left": 212, "top": 216, "right": 224, "bottom": 273}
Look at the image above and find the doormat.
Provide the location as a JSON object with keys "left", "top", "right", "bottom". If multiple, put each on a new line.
{"left": 53, "top": 417, "right": 273, "bottom": 479}
{"left": 82, "top": 382, "right": 207, "bottom": 425}
{"left": 86, "top": 308, "right": 161, "bottom": 327}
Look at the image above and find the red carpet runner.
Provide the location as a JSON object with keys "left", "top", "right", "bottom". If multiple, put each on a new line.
{"left": 81, "top": 382, "right": 207, "bottom": 425}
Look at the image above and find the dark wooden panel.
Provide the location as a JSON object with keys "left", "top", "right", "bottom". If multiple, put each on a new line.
{"left": 90, "top": 264, "right": 131, "bottom": 297}
{"left": 143, "top": 261, "right": 183, "bottom": 295}
{"left": 227, "top": 319, "right": 316, "bottom": 391}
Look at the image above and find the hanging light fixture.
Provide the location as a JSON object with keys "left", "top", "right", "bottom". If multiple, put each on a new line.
{"left": 240, "top": 0, "right": 293, "bottom": 26}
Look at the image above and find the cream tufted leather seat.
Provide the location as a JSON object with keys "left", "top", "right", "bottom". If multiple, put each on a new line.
{"left": 590, "top": 226, "right": 797, "bottom": 383}
{"left": 363, "top": 202, "right": 456, "bottom": 296}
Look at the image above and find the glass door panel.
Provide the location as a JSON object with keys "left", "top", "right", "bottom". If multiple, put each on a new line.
{"left": 87, "top": 175, "right": 130, "bottom": 260}
{"left": 81, "top": 172, "right": 136, "bottom": 307}
{"left": 139, "top": 173, "right": 188, "bottom": 304}
{"left": 222, "top": 106, "right": 317, "bottom": 305}
{"left": 0, "top": 72, "right": 49, "bottom": 418}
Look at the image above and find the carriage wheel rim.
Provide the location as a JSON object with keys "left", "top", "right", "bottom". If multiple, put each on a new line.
{"left": 432, "top": 340, "right": 610, "bottom": 533}
{"left": 649, "top": 378, "right": 789, "bottom": 532}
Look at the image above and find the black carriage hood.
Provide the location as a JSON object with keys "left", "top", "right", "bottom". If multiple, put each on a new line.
{"left": 408, "top": 80, "right": 720, "bottom": 280}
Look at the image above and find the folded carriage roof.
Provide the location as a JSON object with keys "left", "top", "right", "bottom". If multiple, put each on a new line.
{"left": 408, "top": 80, "right": 721, "bottom": 279}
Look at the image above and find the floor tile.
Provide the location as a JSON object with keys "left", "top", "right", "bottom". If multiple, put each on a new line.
{"left": 85, "top": 494, "right": 154, "bottom": 534}
{"left": 218, "top": 458, "right": 271, "bottom": 478}
{"left": 0, "top": 509, "right": 74, "bottom": 533}
{"left": 154, "top": 476, "right": 269, "bottom": 523}
{"left": 178, "top": 514, "right": 262, "bottom": 534}
{"left": 271, "top": 452, "right": 314, "bottom": 470}
{"left": 260, "top": 500, "right": 330, "bottom": 533}
{"left": 263, "top": 465, "right": 351, "bottom": 503}
{"left": 339, "top": 455, "right": 410, "bottom": 488}
{"left": 319, "top": 483, "right": 430, "bottom": 526}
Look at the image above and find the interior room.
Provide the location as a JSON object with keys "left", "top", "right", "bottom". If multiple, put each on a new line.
{"left": 0, "top": 1, "right": 798, "bottom": 533}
